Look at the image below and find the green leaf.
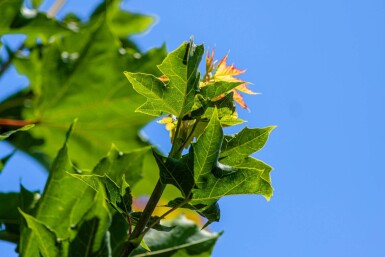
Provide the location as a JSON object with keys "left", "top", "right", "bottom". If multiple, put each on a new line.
{"left": 200, "top": 81, "right": 243, "bottom": 99}
{"left": 153, "top": 150, "right": 193, "bottom": 197}
{"left": 125, "top": 41, "right": 204, "bottom": 117}
{"left": 130, "top": 215, "right": 221, "bottom": 257}
{"left": 19, "top": 210, "right": 64, "bottom": 257}
{"left": 220, "top": 126, "right": 276, "bottom": 162}
{"left": 203, "top": 92, "right": 244, "bottom": 126}
{"left": 0, "top": 185, "right": 39, "bottom": 243}
{"left": 0, "top": 0, "right": 24, "bottom": 32}
{"left": 5, "top": 20, "right": 166, "bottom": 170}
{"left": 69, "top": 187, "right": 111, "bottom": 257}
{"left": 31, "top": 0, "right": 43, "bottom": 9}
{"left": 190, "top": 108, "right": 223, "bottom": 183}
{"left": 92, "top": 145, "right": 149, "bottom": 188}
{"left": 91, "top": 0, "right": 154, "bottom": 38}
{"left": 163, "top": 110, "right": 274, "bottom": 222}
{"left": 0, "top": 1, "right": 69, "bottom": 43}
{"left": 70, "top": 174, "right": 133, "bottom": 215}
{"left": 18, "top": 123, "right": 109, "bottom": 256}
{"left": 0, "top": 124, "right": 34, "bottom": 140}
{"left": 108, "top": 213, "right": 128, "bottom": 256}
{"left": 0, "top": 151, "right": 14, "bottom": 173}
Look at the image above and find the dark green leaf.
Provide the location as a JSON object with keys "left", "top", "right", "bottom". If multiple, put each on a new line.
{"left": 0, "top": 185, "right": 39, "bottom": 242}
{"left": 153, "top": 150, "right": 193, "bottom": 197}
{"left": 131, "top": 215, "right": 221, "bottom": 257}
{"left": 125, "top": 41, "right": 204, "bottom": 117}
{"left": 108, "top": 213, "right": 128, "bottom": 256}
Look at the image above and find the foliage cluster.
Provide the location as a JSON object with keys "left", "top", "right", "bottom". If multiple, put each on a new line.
{"left": 0, "top": 1, "right": 275, "bottom": 256}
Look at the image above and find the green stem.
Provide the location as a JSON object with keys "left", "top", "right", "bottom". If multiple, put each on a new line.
{"left": 119, "top": 180, "right": 166, "bottom": 257}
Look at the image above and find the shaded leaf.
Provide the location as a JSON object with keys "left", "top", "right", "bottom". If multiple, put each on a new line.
{"left": 69, "top": 187, "right": 111, "bottom": 257}
{"left": 108, "top": 213, "right": 128, "bottom": 256}
{"left": 0, "top": 185, "right": 39, "bottom": 242}
{"left": 153, "top": 150, "right": 193, "bottom": 197}
{"left": 131, "top": 215, "right": 221, "bottom": 257}
{"left": 130, "top": 212, "right": 174, "bottom": 232}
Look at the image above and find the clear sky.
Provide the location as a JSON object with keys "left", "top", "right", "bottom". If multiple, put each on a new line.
{"left": 1, "top": 0, "right": 385, "bottom": 256}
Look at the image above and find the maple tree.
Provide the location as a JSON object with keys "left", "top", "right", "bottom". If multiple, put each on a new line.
{"left": 0, "top": 1, "right": 275, "bottom": 256}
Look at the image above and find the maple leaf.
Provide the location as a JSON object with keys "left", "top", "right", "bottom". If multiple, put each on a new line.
{"left": 204, "top": 51, "right": 257, "bottom": 110}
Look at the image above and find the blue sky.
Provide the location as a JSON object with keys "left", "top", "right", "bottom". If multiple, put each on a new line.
{"left": 1, "top": 0, "right": 385, "bottom": 256}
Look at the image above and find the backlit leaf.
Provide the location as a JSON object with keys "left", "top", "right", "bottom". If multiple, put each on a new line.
{"left": 125, "top": 41, "right": 204, "bottom": 118}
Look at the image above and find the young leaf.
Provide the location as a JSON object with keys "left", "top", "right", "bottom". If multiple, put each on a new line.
{"left": 200, "top": 81, "right": 244, "bottom": 100}
{"left": 130, "top": 215, "right": 221, "bottom": 257}
{"left": 125, "top": 41, "right": 204, "bottom": 118}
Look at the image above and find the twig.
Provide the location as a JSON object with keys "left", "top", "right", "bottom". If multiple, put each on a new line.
{"left": 0, "top": 119, "right": 36, "bottom": 127}
{"left": 47, "top": 0, "right": 67, "bottom": 18}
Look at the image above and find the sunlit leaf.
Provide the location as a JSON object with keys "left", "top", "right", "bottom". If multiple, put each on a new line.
{"left": 125, "top": 41, "right": 204, "bottom": 118}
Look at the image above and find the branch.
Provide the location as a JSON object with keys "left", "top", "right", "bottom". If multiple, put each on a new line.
{"left": 0, "top": 119, "right": 36, "bottom": 127}
{"left": 119, "top": 118, "right": 185, "bottom": 257}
